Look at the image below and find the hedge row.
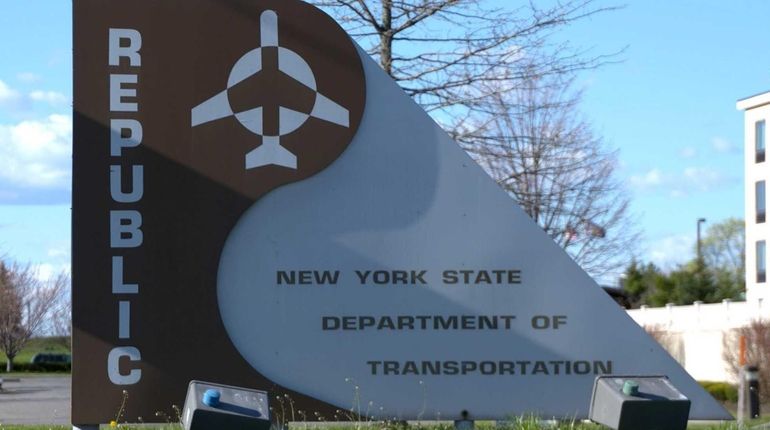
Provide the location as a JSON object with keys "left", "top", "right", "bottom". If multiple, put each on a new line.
{"left": 0, "top": 362, "right": 71, "bottom": 373}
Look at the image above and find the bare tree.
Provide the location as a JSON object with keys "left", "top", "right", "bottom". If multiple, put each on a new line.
{"left": 311, "top": 0, "right": 630, "bottom": 279}
{"left": 49, "top": 295, "right": 72, "bottom": 351}
{"left": 0, "top": 261, "right": 68, "bottom": 372}
{"left": 723, "top": 320, "right": 770, "bottom": 401}
{"left": 456, "top": 76, "right": 638, "bottom": 279}
{"left": 310, "top": 0, "right": 621, "bottom": 116}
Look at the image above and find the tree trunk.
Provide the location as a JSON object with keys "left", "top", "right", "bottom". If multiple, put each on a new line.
{"left": 6, "top": 355, "right": 14, "bottom": 372}
{"left": 379, "top": 0, "right": 393, "bottom": 76}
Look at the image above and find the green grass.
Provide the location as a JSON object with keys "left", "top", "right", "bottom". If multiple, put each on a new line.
{"left": 0, "top": 427, "right": 181, "bottom": 430}
{"left": 286, "top": 419, "right": 765, "bottom": 430}
{"left": 0, "top": 336, "right": 70, "bottom": 371}
{"left": 0, "top": 426, "right": 182, "bottom": 430}
{"left": 0, "top": 409, "right": 765, "bottom": 430}
{"left": 0, "top": 420, "right": 764, "bottom": 430}
{"left": 0, "top": 427, "right": 72, "bottom": 430}
{"left": 0, "top": 372, "right": 70, "bottom": 378}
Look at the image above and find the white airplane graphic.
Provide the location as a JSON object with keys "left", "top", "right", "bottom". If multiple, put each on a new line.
{"left": 191, "top": 10, "right": 350, "bottom": 170}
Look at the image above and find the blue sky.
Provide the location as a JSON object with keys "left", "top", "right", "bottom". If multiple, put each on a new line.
{"left": 557, "top": 0, "right": 769, "bottom": 273}
{"left": 0, "top": 1, "right": 72, "bottom": 279}
{"left": 0, "top": 0, "right": 766, "bottom": 283}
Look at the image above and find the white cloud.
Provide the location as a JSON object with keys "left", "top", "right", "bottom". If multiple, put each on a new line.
{"left": 712, "top": 137, "right": 737, "bottom": 154}
{"left": 629, "top": 168, "right": 664, "bottom": 189}
{"left": 0, "top": 114, "right": 72, "bottom": 189}
{"left": 29, "top": 90, "right": 67, "bottom": 106}
{"left": 35, "top": 262, "right": 71, "bottom": 282}
{"left": 628, "top": 165, "right": 734, "bottom": 197}
{"left": 679, "top": 146, "right": 697, "bottom": 159}
{"left": 0, "top": 80, "right": 69, "bottom": 112}
{"left": 47, "top": 247, "right": 69, "bottom": 258}
{"left": 17, "top": 72, "right": 41, "bottom": 84}
{"left": 647, "top": 234, "right": 693, "bottom": 269}
{"left": 682, "top": 166, "right": 728, "bottom": 191}
{"left": 0, "top": 79, "right": 21, "bottom": 105}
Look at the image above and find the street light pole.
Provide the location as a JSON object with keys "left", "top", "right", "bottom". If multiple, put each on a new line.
{"left": 697, "top": 218, "right": 707, "bottom": 264}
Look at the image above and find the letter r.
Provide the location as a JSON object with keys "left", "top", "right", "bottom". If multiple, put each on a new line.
{"left": 109, "top": 28, "right": 142, "bottom": 67}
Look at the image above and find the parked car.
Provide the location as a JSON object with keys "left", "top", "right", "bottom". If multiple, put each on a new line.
{"left": 30, "top": 352, "right": 71, "bottom": 365}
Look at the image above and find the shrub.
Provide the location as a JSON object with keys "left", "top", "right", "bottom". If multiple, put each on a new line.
{"left": 0, "top": 361, "right": 71, "bottom": 373}
{"left": 699, "top": 381, "right": 738, "bottom": 403}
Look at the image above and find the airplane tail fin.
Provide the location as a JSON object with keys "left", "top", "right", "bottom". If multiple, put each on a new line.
{"left": 245, "top": 136, "right": 297, "bottom": 169}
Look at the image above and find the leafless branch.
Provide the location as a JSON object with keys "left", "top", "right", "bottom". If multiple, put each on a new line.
{"left": 724, "top": 320, "right": 770, "bottom": 401}
{"left": 310, "top": 0, "right": 631, "bottom": 280}
{"left": 311, "top": 0, "right": 624, "bottom": 115}
{"left": 456, "top": 75, "right": 639, "bottom": 279}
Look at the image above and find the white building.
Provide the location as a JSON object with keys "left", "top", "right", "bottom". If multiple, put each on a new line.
{"left": 624, "top": 90, "right": 770, "bottom": 383}
{"left": 738, "top": 91, "right": 770, "bottom": 304}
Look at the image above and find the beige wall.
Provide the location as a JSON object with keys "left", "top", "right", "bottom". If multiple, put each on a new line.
{"left": 627, "top": 300, "right": 766, "bottom": 382}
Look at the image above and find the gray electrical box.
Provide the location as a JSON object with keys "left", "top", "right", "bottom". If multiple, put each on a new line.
{"left": 589, "top": 375, "right": 691, "bottom": 430}
{"left": 181, "top": 380, "right": 271, "bottom": 430}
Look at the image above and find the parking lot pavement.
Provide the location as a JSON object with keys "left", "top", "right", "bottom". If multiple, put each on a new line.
{"left": 0, "top": 375, "right": 71, "bottom": 425}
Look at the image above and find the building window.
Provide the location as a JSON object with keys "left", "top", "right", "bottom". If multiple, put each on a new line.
{"left": 757, "top": 120, "right": 766, "bottom": 163}
{"left": 758, "top": 241, "right": 767, "bottom": 283}
{"left": 758, "top": 181, "right": 766, "bottom": 223}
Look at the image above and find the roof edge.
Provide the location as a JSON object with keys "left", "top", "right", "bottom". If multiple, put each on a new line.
{"left": 737, "top": 90, "right": 770, "bottom": 111}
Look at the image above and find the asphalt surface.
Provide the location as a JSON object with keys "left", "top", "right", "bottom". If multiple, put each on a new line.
{"left": 0, "top": 375, "right": 71, "bottom": 425}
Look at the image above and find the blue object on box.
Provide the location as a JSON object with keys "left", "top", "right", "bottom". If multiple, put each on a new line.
{"left": 202, "top": 389, "right": 221, "bottom": 407}
{"left": 182, "top": 381, "right": 270, "bottom": 430}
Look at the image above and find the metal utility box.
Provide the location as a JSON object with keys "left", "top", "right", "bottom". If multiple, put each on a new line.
{"left": 589, "top": 375, "right": 691, "bottom": 430}
{"left": 181, "top": 380, "right": 270, "bottom": 430}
